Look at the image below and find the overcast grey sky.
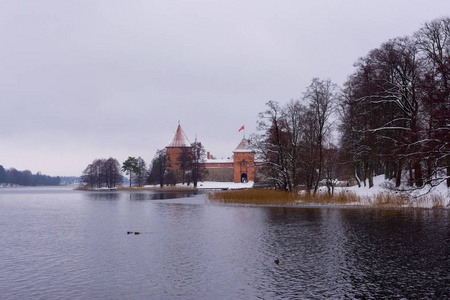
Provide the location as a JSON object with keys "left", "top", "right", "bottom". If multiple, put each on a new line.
{"left": 1, "top": 0, "right": 449, "bottom": 176}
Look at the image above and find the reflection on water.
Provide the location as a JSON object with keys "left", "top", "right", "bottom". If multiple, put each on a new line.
{"left": 82, "top": 190, "right": 199, "bottom": 202}
{"left": 130, "top": 191, "right": 199, "bottom": 201}
{"left": 0, "top": 187, "right": 449, "bottom": 299}
{"left": 258, "top": 208, "right": 450, "bottom": 299}
{"left": 84, "top": 191, "right": 121, "bottom": 201}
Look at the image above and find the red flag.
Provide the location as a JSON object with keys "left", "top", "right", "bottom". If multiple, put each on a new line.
{"left": 238, "top": 125, "right": 244, "bottom": 132}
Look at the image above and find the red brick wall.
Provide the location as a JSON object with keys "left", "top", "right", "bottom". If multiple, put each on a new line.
{"left": 166, "top": 147, "right": 183, "bottom": 170}
{"left": 233, "top": 152, "right": 255, "bottom": 183}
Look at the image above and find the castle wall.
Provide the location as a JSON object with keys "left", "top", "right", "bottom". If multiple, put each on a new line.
{"left": 166, "top": 125, "right": 257, "bottom": 184}
{"left": 203, "top": 168, "right": 234, "bottom": 182}
{"left": 233, "top": 152, "right": 255, "bottom": 183}
{"left": 166, "top": 147, "right": 184, "bottom": 170}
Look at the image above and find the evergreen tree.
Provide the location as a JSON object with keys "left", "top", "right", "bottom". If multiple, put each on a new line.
{"left": 122, "top": 157, "right": 139, "bottom": 187}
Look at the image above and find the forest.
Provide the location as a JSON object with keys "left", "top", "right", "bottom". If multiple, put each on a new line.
{"left": 0, "top": 165, "right": 61, "bottom": 186}
{"left": 253, "top": 17, "right": 449, "bottom": 194}
{"left": 79, "top": 142, "right": 207, "bottom": 189}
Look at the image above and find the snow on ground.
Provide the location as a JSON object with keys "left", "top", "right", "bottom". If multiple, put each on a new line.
{"left": 146, "top": 176, "right": 449, "bottom": 208}
{"left": 196, "top": 181, "right": 254, "bottom": 190}
{"left": 335, "top": 175, "right": 388, "bottom": 197}
{"left": 0, "top": 183, "right": 21, "bottom": 188}
{"left": 335, "top": 175, "right": 449, "bottom": 208}
{"left": 142, "top": 181, "right": 254, "bottom": 190}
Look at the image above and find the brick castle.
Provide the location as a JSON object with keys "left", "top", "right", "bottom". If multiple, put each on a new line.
{"left": 166, "top": 124, "right": 256, "bottom": 183}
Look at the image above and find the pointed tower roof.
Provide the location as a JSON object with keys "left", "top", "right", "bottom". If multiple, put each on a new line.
{"left": 167, "top": 125, "right": 191, "bottom": 147}
{"left": 233, "top": 138, "right": 254, "bottom": 153}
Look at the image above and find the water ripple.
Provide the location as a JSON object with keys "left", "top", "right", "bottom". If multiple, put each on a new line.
{"left": 1, "top": 188, "right": 449, "bottom": 299}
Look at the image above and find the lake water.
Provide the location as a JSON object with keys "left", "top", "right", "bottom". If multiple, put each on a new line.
{"left": 1, "top": 187, "right": 449, "bottom": 299}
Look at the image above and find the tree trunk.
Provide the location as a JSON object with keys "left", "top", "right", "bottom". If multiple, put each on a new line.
{"left": 408, "top": 162, "right": 414, "bottom": 187}
{"left": 395, "top": 160, "right": 402, "bottom": 187}
{"left": 354, "top": 164, "right": 361, "bottom": 187}
{"left": 447, "top": 157, "right": 450, "bottom": 187}
{"left": 368, "top": 169, "right": 373, "bottom": 188}
{"left": 414, "top": 161, "right": 423, "bottom": 187}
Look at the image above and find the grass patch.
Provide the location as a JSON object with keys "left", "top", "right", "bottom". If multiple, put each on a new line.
{"left": 208, "top": 189, "right": 300, "bottom": 205}
{"left": 304, "top": 191, "right": 361, "bottom": 205}
{"left": 209, "top": 189, "right": 360, "bottom": 206}
{"left": 369, "top": 192, "right": 408, "bottom": 207}
{"left": 411, "top": 194, "right": 447, "bottom": 209}
{"left": 74, "top": 187, "right": 96, "bottom": 191}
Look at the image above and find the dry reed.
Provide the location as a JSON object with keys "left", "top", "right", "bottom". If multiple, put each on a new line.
{"left": 208, "top": 189, "right": 300, "bottom": 205}
{"left": 209, "top": 189, "right": 448, "bottom": 208}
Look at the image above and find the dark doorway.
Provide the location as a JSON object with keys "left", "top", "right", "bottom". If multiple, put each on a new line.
{"left": 241, "top": 173, "right": 247, "bottom": 183}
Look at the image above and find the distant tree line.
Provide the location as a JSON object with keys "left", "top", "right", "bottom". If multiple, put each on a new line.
{"left": 255, "top": 17, "right": 449, "bottom": 194}
{"left": 79, "top": 155, "right": 160, "bottom": 188}
{"left": 80, "top": 141, "right": 208, "bottom": 189}
{"left": 0, "top": 165, "right": 61, "bottom": 186}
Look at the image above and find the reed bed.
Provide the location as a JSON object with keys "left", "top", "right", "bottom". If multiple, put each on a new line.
{"left": 209, "top": 189, "right": 448, "bottom": 208}
{"left": 74, "top": 187, "right": 95, "bottom": 191}
{"left": 208, "top": 189, "right": 300, "bottom": 205}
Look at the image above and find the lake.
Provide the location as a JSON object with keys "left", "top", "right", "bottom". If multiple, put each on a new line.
{"left": 0, "top": 187, "right": 449, "bottom": 299}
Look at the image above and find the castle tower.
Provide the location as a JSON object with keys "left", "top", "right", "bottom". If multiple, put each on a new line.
{"left": 166, "top": 124, "right": 191, "bottom": 170}
{"left": 233, "top": 138, "right": 255, "bottom": 183}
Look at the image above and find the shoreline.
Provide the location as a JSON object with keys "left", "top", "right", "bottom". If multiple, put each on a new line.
{"left": 208, "top": 200, "right": 450, "bottom": 210}
{"left": 73, "top": 179, "right": 449, "bottom": 209}
{"left": 208, "top": 188, "right": 449, "bottom": 210}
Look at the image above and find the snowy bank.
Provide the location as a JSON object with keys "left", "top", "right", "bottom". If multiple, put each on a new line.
{"left": 197, "top": 181, "right": 254, "bottom": 190}
{"left": 334, "top": 175, "right": 449, "bottom": 208}
{"left": 140, "top": 181, "right": 254, "bottom": 190}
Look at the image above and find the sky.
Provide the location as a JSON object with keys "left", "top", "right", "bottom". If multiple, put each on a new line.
{"left": 1, "top": 0, "right": 449, "bottom": 177}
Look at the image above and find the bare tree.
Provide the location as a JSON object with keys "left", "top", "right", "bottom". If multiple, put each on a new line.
{"left": 415, "top": 17, "right": 450, "bottom": 187}
{"left": 190, "top": 140, "right": 207, "bottom": 188}
{"left": 81, "top": 158, "right": 122, "bottom": 188}
{"left": 339, "top": 18, "right": 450, "bottom": 193}
{"left": 253, "top": 96, "right": 336, "bottom": 194}
{"left": 103, "top": 157, "right": 123, "bottom": 188}
{"left": 303, "top": 78, "right": 338, "bottom": 194}
{"left": 178, "top": 147, "right": 192, "bottom": 185}
{"left": 147, "top": 149, "right": 166, "bottom": 187}
{"left": 253, "top": 100, "right": 292, "bottom": 191}
{"left": 81, "top": 159, "right": 105, "bottom": 188}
